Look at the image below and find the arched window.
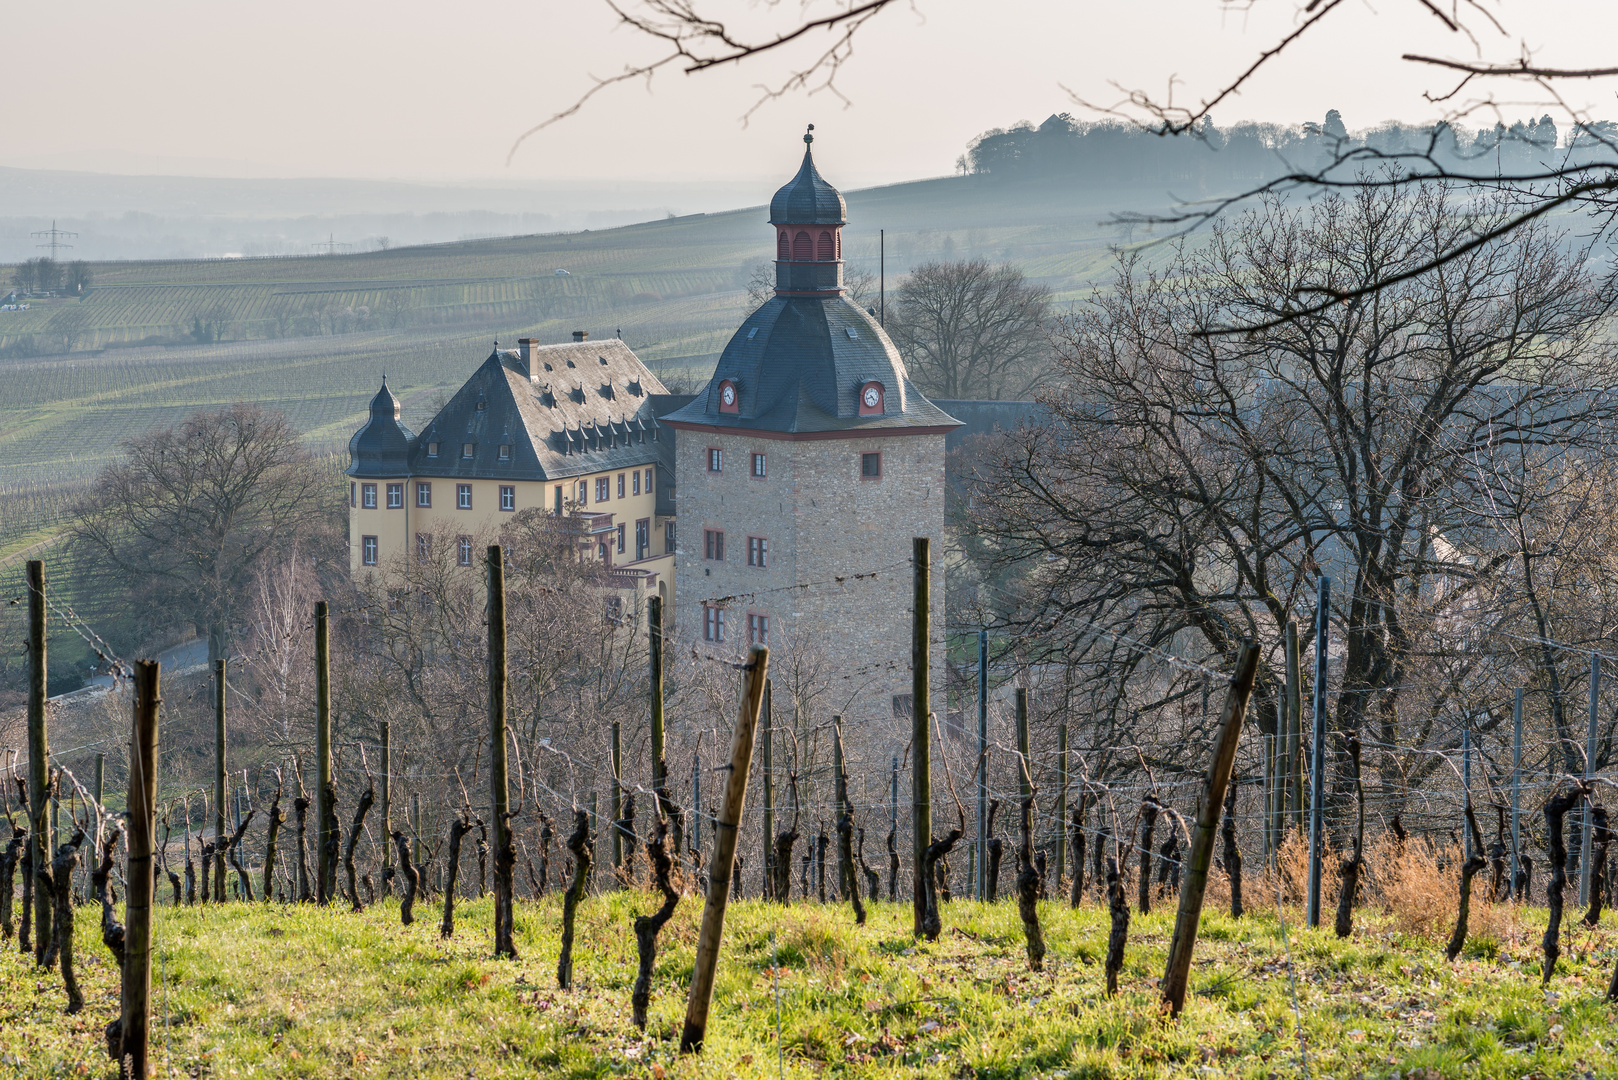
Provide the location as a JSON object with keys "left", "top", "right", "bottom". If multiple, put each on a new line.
{"left": 777, "top": 230, "right": 789, "bottom": 259}
{"left": 818, "top": 231, "right": 833, "bottom": 259}
{"left": 835, "top": 231, "right": 841, "bottom": 258}
{"left": 793, "top": 230, "right": 812, "bottom": 260}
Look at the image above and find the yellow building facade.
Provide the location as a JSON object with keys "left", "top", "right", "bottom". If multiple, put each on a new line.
{"left": 347, "top": 335, "right": 677, "bottom": 603}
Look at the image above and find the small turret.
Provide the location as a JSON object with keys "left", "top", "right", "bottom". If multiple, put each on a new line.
{"left": 770, "top": 125, "right": 847, "bottom": 295}
{"left": 347, "top": 376, "right": 416, "bottom": 477}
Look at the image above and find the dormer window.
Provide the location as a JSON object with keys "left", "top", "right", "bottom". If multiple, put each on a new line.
{"left": 462, "top": 442, "right": 475, "bottom": 459}
{"left": 718, "top": 379, "right": 739, "bottom": 414}
{"left": 498, "top": 444, "right": 511, "bottom": 461}
{"left": 426, "top": 441, "right": 439, "bottom": 458}
{"left": 858, "top": 380, "right": 885, "bottom": 416}
{"left": 566, "top": 359, "right": 576, "bottom": 368}
{"left": 476, "top": 399, "right": 487, "bottom": 411}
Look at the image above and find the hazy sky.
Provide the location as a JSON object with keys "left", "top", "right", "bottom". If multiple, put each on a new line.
{"left": 7, "top": 1, "right": 1617, "bottom": 185}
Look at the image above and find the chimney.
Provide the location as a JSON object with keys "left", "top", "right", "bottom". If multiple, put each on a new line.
{"left": 518, "top": 338, "right": 537, "bottom": 381}
{"left": 572, "top": 330, "right": 589, "bottom": 342}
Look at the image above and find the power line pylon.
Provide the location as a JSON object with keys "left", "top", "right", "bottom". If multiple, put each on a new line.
{"left": 312, "top": 233, "right": 351, "bottom": 256}
{"left": 31, "top": 220, "right": 78, "bottom": 260}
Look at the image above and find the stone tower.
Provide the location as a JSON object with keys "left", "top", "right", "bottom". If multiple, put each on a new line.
{"left": 663, "top": 128, "right": 959, "bottom": 747}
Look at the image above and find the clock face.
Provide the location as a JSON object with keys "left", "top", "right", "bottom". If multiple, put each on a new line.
{"left": 721, "top": 384, "right": 736, "bottom": 405}
{"left": 863, "top": 385, "right": 881, "bottom": 408}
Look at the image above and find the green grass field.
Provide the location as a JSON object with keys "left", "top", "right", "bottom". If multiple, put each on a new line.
{"left": 5, "top": 891, "right": 1617, "bottom": 1078}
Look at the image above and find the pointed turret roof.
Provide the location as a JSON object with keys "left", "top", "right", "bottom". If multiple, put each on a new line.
{"left": 347, "top": 376, "right": 416, "bottom": 477}
{"left": 769, "top": 127, "right": 846, "bottom": 226}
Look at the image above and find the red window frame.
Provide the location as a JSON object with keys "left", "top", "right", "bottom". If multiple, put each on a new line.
{"left": 747, "top": 536, "right": 767, "bottom": 568}
{"left": 707, "top": 448, "right": 723, "bottom": 473}
{"left": 704, "top": 529, "right": 725, "bottom": 561}
{"left": 861, "top": 452, "right": 882, "bottom": 480}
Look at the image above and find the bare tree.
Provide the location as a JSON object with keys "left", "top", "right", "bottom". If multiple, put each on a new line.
{"left": 886, "top": 260, "right": 1052, "bottom": 400}
{"left": 968, "top": 180, "right": 1617, "bottom": 804}
{"left": 70, "top": 404, "right": 334, "bottom": 663}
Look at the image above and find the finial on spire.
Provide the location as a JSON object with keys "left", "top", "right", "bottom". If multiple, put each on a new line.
{"left": 804, "top": 123, "right": 814, "bottom": 145}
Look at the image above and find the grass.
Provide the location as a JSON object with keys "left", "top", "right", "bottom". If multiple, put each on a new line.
{"left": 5, "top": 890, "right": 1618, "bottom": 1078}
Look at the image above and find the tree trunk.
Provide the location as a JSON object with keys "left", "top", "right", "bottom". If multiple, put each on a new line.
{"left": 836, "top": 812, "right": 866, "bottom": 924}
{"left": 1445, "top": 805, "right": 1488, "bottom": 962}
{"left": 1015, "top": 790, "right": 1045, "bottom": 971}
{"left": 0, "top": 826, "right": 22, "bottom": 940}
{"left": 1542, "top": 786, "right": 1586, "bottom": 985}
{"left": 43, "top": 831, "right": 87, "bottom": 1012}
{"left": 199, "top": 842, "right": 214, "bottom": 906}
{"left": 1069, "top": 807, "right": 1086, "bottom": 908}
{"left": 985, "top": 799, "right": 1003, "bottom": 902}
{"left": 632, "top": 818, "right": 680, "bottom": 1029}
{"left": 344, "top": 784, "right": 375, "bottom": 912}
{"left": 494, "top": 809, "right": 518, "bottom": 958}
{"left": 1104, "top": 853, "right": 1129, "bottom": 996}
{"left": 1581, "top": 807, "right": 1609, "bottom": 928}
{"left": 92, "top": 827, "right": 124, "bottom": 968}
{"left": 320, "top": 781, "right": 341, "bottom": 906}
{"left": 856, "top": 826, "right": 880, "bottom": 902}
{"left": 920, "top": 827, "right": 962, "bottom": 941}
{"left": 225, "top": 808, "right": 257, "bottom": 902}
{"left": 772, "top": 828, "right": 798, "bottom": 903}
{"left": 390, "top": 830, "right": 419, "bottom": 926}
{"left": 1490, "top": 806, "right": 1508, "bottom": 903}
{"left": 442, "top": 814, "right": 472, "bottom": 938}
{"left": 815, "top": 825, "right": 828, "bottom": 903}
{"left": 1137, "top": 799, "right": 1159, "bottom": 915}
{"left": 261, "top": 787, "right": 285, "bottom": 903}
{"left": 886, "top": 826, "right": 899, "bottom": 902}
{"left": 1222, "top": 776, "right": 1243, "bottom": 919}
{"left": 1515, "top": 853, "right": 1533, "bottom": 903}
{"left": 1334, "top": 737, "right": 1365, "bottom": 938}
{"left": 558, "top": 809, "right": 592, "bottom": 990}
{"left": 293, "top": 795, "right": 312, "bottom": 902}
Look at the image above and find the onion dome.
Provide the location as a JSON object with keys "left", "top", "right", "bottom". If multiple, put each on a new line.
{"left": 769, "top": 126, "right": 846, "bottom": 226}
{"left": 347, "top": 376, "right": 416, "bottom": 477}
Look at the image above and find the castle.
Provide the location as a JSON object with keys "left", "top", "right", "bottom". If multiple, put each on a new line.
{"left": 348, "top": 129, "right": 958, "bottom": 734}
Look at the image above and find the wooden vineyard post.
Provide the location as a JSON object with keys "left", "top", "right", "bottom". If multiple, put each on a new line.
{"left": 1055, "top": 722, "right": 1067, "bottom": 894}
{"left": 380, "top": 722, "right": 392, "bottom": 890}
{"left": 487, "top": 546, "right": 517, "bottom": 958}
{"left": 1161, "top": 642, "right": 1259, "bottom": 1017}
{"left": 610, "top": 721, "right": 623, "bottom": 879}
{"left": 214, "top": 658, "right": 228, "bottom": 902}
{"left": 761, "top": 680, "right": 773, "bottom": 900}
{"left": 911, "top": 536, "right": 931, "bottom": 937}
{"left": 314, "top": 601, "right": 332, "bottom": 905}
{"left": 680, "top": 644, "right": 769, "bottom": 1053}
{"left": 26, "top": 560, "right": 50, "bottom": 964}
{"left": 121, "top": 660, "right": 161, "bottom": 1078}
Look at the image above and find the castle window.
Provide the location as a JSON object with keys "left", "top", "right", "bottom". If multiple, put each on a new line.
{"left": 632, "top": 471, "right": 641, "bottom": 496}
{"left": 645, "top": 468, "right": 654, "bottom": 493}
{"left": 748, "top": 613, "right": 769, "bottom": 646}
{"left": 793, "top": 231, "right": 811, "bottom": 260}
{"left": 605, "top": 597, "right": 624, "bottom": 624}
{"left": 835, "top": 232, "right": 841, "bottom": 258}
{"left": 616, "top": 523, "right": 626, "bottom": 554}
{"left": 578, "top": 480, "right": 588, "bottom": 506}
{"left": 861, "top": 452, "right": 882, "bottom": 479}
{"left": 457, "top": 536, "right": 473, "bottom": 566}
{"left": 818, "top": 231, "right": 833, "bottom": 260}
{"left": 636, "top": 518, "right": 649, "bottom": 560}
{"left": 751, "top": 453, "right": 766, "bottom": 478}
{"left": 462, "top": 442, "right": 474, "bottom": 459}
{"left": 704, "top": 529, "right": 724, "bottom": 561}
{"left": 499, "top": 485, "right": 515, "bottom": 511}
{"left": 596, "top": 477, "right": 610, "bottom": 502}
{"left": 361, "top": 483, "right": 377, "bottom": 509}
{"left": 747, "top": 536, "right": 768, "bottom": 568}
{"left": 704, "top": 604, "right": 726, "bottom": 643}
{"left": 416, "top": 533, "right": 431, "bottom": 561}
{"left": 498, "top": 444, "right": 511, "bottom": 461}
{"left": 778, "top": 230, "right": 789, "bottom": 259}
{"left": 665, "top": 520, "right": 676, "bottom": 554}
{"left": 387, "top": 483, "right": 403, "bottom": 509}
{"left": 457, "top": 483, "right": 473, "bottom": 509}
{"left": 707, "top": 448, "right": 722, "bottom": 473}
{"left": 349, "top": 482, "right": 356, "bottom": 508}
{"left": 361, "top": 536, "right": 378, "bottom": 565}
{"left": 617, "top": 473, "right": 625, "bottom": 498}
{"left": 416, "top": 482, "right": 432, "bottom": 507}
{"left": 554, "top": 486, "right": 564, "bottom": 514}
{"left": 426, "top": 441, "right": 439, "bottom": 458}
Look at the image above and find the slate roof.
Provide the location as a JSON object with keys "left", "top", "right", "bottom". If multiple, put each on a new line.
{"left": 347, "top": 378, "right": 416, "bottom": 478}
{"left": 351, "top": 339, "right": 674, "bottom": 483}
{"left": 660, "top": 293, "right": 961, "bottom": 436}
{"left": 769, "top": 135, "right": 847, "bottom": 226}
